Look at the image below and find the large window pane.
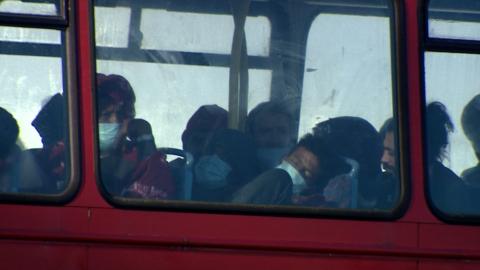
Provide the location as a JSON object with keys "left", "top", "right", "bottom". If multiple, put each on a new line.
{"left": 0, "top": 0, "right": 59, "bottom": 16}
{"left": 94, "top": 0, "right": 401, "bottom": 214}
{"left": 0, "top": 26, "right": 70, "bottom": 195}
{"left": 425, "top": 52, "right": 480, "bottom": 215}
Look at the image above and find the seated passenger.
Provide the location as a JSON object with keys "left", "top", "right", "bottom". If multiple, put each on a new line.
{"left": 246, "top": 101, "right": 294, "bottom": 171}
{"left": 17, "top": 94, "right": 66, "bottom": 193}
{"left": 426, "top": 102, "right": 466, "bottom": 213}
{"left": 193, "top": 129, "right": 259, "bottom": 202}
{"left": 314, "top": 117, "right": 383, "bottom": 209}
{"left": 231, "top": 133, "right": 349, "bottom": 205}
{"left": 180, "top": 104, "right": 228, "bottom": 162}
{"left": 376, "top": 117, "right": 400, "bottom": 209}
{"left": 459, "top": 95, "right": 480, "bottom": 212}
{"left": 0, "top": 107, "right": 20, "bottom": 192}
{"left": 97, "top": 74, "right": 174, "bottom": 199}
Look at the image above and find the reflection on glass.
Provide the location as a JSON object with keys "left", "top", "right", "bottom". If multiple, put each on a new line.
{"left": 94, "top": 0, "right": 399, "bottom": 212}
{"left": 94, "top": 7, "right": 131, "bottom": 48}
{"left": 0, "top": 0, "right": 58, "bottom": 16}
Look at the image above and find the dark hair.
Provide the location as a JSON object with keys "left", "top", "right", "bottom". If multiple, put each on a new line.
{"left": 32, "top": 93, "right": 65, "bottom": 147}
{"left": 246, "top": 101, "right": 293, "bottom": 137}
{"left": 379, "top": 117, "right": 395, "bottom": 140}
{"left": 96, "top": 73, "right": 136, "bottom": 121}
{"left": 0, "top": 107, "right": 19, "bottom": 159}
{"left": 426, "top": 101, "right": 453, "bottom": 162}
{"left": 297, "top": 133, "right": 350, "bottom": 183}
{"left": 461, "top": 94, "right": 480, "bottom": 154}
{"left": 313, "top": 116, "right": 383, "bottom": 184}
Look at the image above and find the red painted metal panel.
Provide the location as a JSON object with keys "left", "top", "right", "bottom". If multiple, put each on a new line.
{"left": 88, "top": 246, "right": 417, "bottom": 270}
{"left": 0, "top": 241, "right": 87, "bottom": 270}
{"left": 420, "top": 260, "right": 480, "bottom": 270}
{"left": 419, "top": 224, "right": 480, "bottom": 254}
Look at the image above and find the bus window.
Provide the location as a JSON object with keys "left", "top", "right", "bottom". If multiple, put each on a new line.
{"left": 0, "top": 1, "right": 78, "bottom": 201}
{"left": 94, "top": 0, "right": 403, "bottom": 215}
{"left": 424, "top": 0, "right": 480, "bottom": 218}
{"left": 0, "top": 0, "right": 60, "bottom": 16}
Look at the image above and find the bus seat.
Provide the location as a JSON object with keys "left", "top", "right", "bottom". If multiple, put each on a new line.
{"left": 158, "top": 147, "right": 194, "bottom": 200}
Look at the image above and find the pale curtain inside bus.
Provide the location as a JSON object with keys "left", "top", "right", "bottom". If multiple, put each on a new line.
{"left": 93, "top": 0, "right": 401, "bottom": 213}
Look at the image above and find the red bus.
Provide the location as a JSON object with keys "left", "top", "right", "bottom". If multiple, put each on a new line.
{"left": 0, "top": 0, "right": 479, "bottom": 269}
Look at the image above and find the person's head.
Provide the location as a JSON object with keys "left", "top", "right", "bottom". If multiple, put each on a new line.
{"left": 246, "top": 101, "right": 294, "bottom": 170}
{"left": 313, "top": 116, "right": 383, "bottom": 195}
{"left": 426, "top": 102, "right": 453, "bottom": 163}
{"left": 379, "top": 118, "right": 396, "bottom": 174}
{"left": 246, "top": 101, "right": 293, "bottom": 148}
{"left": 195, "top": 129, "right": 259, "bottom": 188}
{"left": 0, "top": 107, "right": 19, "bottom": 163}
{"left": 461, "top": 94, "right": 480, "bottom": 160}
{"left": 32, "top": 93, "right": 65, "bottom": 148}
{"left": 181, "top": 105, "right": 228, "bottom": 159}
{"left": 96, "top": 73, "right": 136, "bottom": 152}
{"left": 284, "top": 133, "right": 349, "bottom": 188}
{"left": 97, "top": 73, "right": 136, "bottom": 123}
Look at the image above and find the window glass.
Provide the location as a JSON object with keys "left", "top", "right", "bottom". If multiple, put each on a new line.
{"left": 94, "top": 7, "right": 131, "bottom": 48}
{"left": 140, "top": 9, "right": 271, "bottom": 56}
{"left": 0, "top": 0, "right": 59, "bottom": 16}
{"left": 424, "top": 52, "right": 480, "bottom": 216}
{"left": 428, "top": 0, "right": 480, "bottom": 41}
{"left": 0, "top": 25, "right": 70, "bottom": 195}
{"left": 94, "top": 0, "right": 400, "bottom": 214}
{"left": 425, "top": 0, "right": 480, "bottom": 217}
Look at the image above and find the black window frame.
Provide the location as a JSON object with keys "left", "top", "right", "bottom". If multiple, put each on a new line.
{"left": 91, "top": 0, "right": 409, "bottom": 221}
{"left": 0, "top": 0, "right": 80, "bottom": 204}
{"left": 420, "top": 0, "right": 480, "bottom": 224}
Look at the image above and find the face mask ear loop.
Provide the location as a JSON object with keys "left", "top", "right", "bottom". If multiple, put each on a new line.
{"left": 344, "top": 157, "right": 360, "bottom": 208}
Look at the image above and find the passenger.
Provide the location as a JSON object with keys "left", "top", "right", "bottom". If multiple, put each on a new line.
{"left": 193, "top": 129, "right": 259, "bottom": 202}
{"left": 0, "top": 107, "right": 20, "bottom": 192}
{"left": 246, "top": 101, "right": 294, "bottom": 171}
{"left": 231, "top": 133, "right": 349, "bottom": 205}
{"left": 180, "top": 104, "right": 228, "bottom": 162}
{"left": 426, "top": 102, "right": 466, "bottom": 213}
{"left": 315, "top": 117, "right": 383, "bottom": 209}
{"left": 17, "top": 94, "right": 66, "bottom": 193}
{"left": 97, "top": 74, "right": 174, "bottom": 199}
{"left": 460, "top": 94, "right": 480, "bottom": 212}
{"left": 376, "top": 117, "right": 399, "bottom": 209}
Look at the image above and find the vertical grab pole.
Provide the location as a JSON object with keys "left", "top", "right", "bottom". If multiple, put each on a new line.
{"left": 229, "top": 0, "right": 250, "bottom": 131}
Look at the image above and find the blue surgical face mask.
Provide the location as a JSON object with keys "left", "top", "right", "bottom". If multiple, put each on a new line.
{"left": 256, "top": 146, "right": 291, "bottom": 170}
{"left": 99, "top": 123, "right": 120, "bottom": 152}
{"left": 194, "top": 155, "right": 232, "bottom": 190}
{"left": 277, "top": 160, "right": 306, "bottom": 194}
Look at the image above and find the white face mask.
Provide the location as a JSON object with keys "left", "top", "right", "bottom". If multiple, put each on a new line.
{"left": 194, "top": 155, "right": 232, "bottom": 190}
{"left": 256, "top": 146, "right": 291, "bottom": 170}
{"left": 99, "top": 123, "right": 120, "bottom": 152}
{"left": 276, "top": 160, "right": 306, "bottom": 194}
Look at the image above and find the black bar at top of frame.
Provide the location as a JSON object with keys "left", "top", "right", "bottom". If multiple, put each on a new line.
{"left": 96, "top": 47, "right": 272, "bottom": 69}
{"left": 425, "top": 38, "right": 480, "bottom": 55}
{"left": 0, "top": 41, "right": 62, "bottom": 57}
{"left": 0, "top": 13, "right": 67, "bottom": 30}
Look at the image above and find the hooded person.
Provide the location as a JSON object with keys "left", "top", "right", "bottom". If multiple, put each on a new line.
{"left": 15, "top": 94, "right": 67, "bottom": 193}
{"left": 96, "top": 73, "right": 174, "bottom": 199}
{"left": 193, "top": 129, "right": 260, "bottom": 202}
{"left": 181, "top": 104, "right": 228, "bottom": 162}
{"left": 313, "top": 116, "right": 383, "bottom": 209}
